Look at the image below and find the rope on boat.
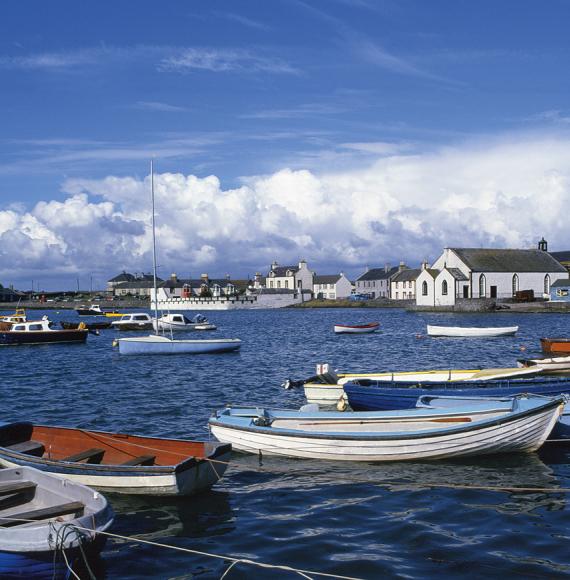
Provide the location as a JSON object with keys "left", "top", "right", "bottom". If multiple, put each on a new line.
{"left": 2, "top": 516, "right": 365, "bottom": 580}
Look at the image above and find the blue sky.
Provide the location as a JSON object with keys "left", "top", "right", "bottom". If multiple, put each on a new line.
{"left": 1, "top": 0, "right": 570, "bottom": 290}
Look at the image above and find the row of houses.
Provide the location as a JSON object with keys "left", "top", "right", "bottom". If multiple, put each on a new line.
{"left": 106, "top": 238, "right": 570, "bottom": 304}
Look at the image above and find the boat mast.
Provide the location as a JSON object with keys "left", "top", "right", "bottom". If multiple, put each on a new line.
{"left": 151, "top": 159, "right": 159, "bottom": 325}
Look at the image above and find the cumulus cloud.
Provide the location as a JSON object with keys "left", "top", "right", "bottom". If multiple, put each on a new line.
{"left": 1, "top": 133, "right": 569, "bottom": 288}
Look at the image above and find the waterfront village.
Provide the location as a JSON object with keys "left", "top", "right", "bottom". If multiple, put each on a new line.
{"left": 2, "top": 238, "right": 570, "bottom": 309}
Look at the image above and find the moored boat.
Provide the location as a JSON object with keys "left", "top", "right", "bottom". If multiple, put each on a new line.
{"left": 0, "top": 422, "right": 231, "bottom": 496}
{"left": 0, "top": 317, "right": 88, "bottom": 346}
{"left": 75, "top": 304, "right": 105, "bottom": 316}
{"left": 0, "top": 309, "right": 26, "bottom": 324}
{"left": 343, "top": 376, "right": 570, "bottom": 411}
{"left": 518, "top": 355, "right": 570, "bottom": 374}
{"left": 0, "top": 466, "right": 113, "bottom": 579}
{"left": 334, "top": 322, "right": 379, "bottom": 334}
{"left": 61, "top": 320, "right": 112, "bottom": 330}
{"left": 209, "top": 395, "right": 565, "bottom": 461}
{"left": 293, "top": 364, "right": 542, "bottom": 406}
{"left": 111, "top": 312, "right": 154, "bottom": 331}
{"left": 152, "top": 313, "right": 216, "bottom": 331}
{"left": 541, "top": 337, "right": 570, "bottom": 354}
{"left": 115, "top": 334, "right": 241, "bottom": 355}
{"left": 427, "top": 325, "right": 518, "bottom": 337}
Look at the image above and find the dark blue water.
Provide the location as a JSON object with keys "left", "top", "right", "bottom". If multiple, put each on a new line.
{"left": 1, "top": 308, "right": 569, "bottom": 579}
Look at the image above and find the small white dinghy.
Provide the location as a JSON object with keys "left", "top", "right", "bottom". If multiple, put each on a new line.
{"left": 0, "top": 466, "right": 113, "bottom": 578}
{"left": 427, "top": 325, "right": 518, "bottom": 338}
{"left": 209, "top": 395, "right": 565, "bottom": 461}
{"left": 334, "top": 322, "right": 379, "bottom": 334}
{"left": 518, "top": 355, "right": 570, "bottom": 373}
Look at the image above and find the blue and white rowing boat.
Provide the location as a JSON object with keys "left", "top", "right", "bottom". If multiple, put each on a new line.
{"left": 209, "top": 395, "right": 565, "bottom": 461}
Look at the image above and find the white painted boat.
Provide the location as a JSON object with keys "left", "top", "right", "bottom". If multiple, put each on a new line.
{"left": 152, "top": 313, "right": 216, "bottom": 331}
{"left": 518, "top": 355, "right": 570, "bottom": 373}
{"left": 426, "top": 325, "right": 519, "bottom": 337}
{"left": 334, "top": 322, "right": 379, "bottom": 334}
{"left": 0, "top": 466, "right": 113, "bottom": 577}
{"left": 297, "top": 364, "right": 541, "bottom": 406}
{"left": 116, "top": 334, "right": 241, "bottom": 355}
{"left": 111, "top": 312, "right": 154, "bottom": 330}
{"left": 209, "top": 395, "right": 564, "bottom": 461}
{"left": 0, "top": 309, "right": 26, "bottom": 324}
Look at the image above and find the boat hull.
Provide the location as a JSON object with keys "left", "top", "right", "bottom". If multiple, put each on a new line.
{"left": 210, "top": 398, "right": 563, "bottom": 461}
{"left": 117, "top": 335, "right": 241, "bottom": 355}
{"left": 0, "top": 330, "right": 87, "bottom": 346}
{"left": 427, "top": 325, "right": 518, "bottom": 337}
{"left": 334, "top": 323, "right": 379, "bottom": 334}
{"left": 111, "top": 322, "right": 154, "bottom": 331}
{"left": 541, "top": 338, "right": 570, "bottom": 354}
{"left": 344, "top": 377, "right": 570, "bottom": 412}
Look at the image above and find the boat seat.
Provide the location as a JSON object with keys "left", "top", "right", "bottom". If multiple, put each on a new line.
{"left": 0, "top": 501, "right": 84, "bottom": 527}
{"left": 62, "top": 448, "right": 105, "bottom": 464}
{"left": 5, "top": 441, "right": 45, "bottom": 457}
{"left": 0, "top": 481, "right": 37, "bottom": 496}
{"left": 121, "top": 455, "right": 156, "bottom": 466}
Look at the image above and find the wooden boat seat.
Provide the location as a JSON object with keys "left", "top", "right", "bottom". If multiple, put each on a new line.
{"left": 5, "top": 441, "right": 45, "bottom": 457}
{"left": 120, "top": 455, "right": 156, "bottom": 466}
{"left": 62, "top": 448, "right": 105, "bottom": 463}
{"left": 0, "top": 500, "right": 85, "bottom": 527}
{"left": 0, "top": 481, "right": 37, "bottom": 496}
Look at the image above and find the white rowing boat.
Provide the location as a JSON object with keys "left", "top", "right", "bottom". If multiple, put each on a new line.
{"left": 518, "top": 355, "right": 570, "bottom": 373}
{"left": 333, "top": 322, "right": 379, "bottom": 334}
{"left": 426, "top": 325, "right": 518, "bottom": 337}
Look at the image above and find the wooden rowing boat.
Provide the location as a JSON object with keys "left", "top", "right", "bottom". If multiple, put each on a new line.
{"left": 541, "top": 337, "right": 570, "bottom": 354}
{"left": 333, "top": 322, "right": 379, "bottom": 334}
{"left": 0, "top": 422, "right": 231, "bottom": 496}
{"left": 209, "top": 395, "right": 564, "bottom": 461}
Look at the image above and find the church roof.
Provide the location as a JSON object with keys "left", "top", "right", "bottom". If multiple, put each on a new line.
{"left": 450, "top": 248, "right": 566, "bottom": 273}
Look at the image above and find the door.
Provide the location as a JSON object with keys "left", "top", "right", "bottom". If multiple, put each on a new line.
{"left": 490, "top": 286, "right": 497, "bottom": 298}
{"left": 463, "top": 285, "right": 469, "bottom": 298}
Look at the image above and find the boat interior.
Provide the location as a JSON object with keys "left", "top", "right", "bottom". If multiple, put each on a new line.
{"left": 0, "top": 469, "right": 86, "bottom": 528}
{"left": 0, "top": 422, "right": 211, "bottom": 467}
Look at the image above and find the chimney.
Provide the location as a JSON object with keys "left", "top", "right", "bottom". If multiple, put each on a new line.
{"left": 201, "top": 273, "right": 209, "bottom": 282}
{"left": 271, "top": 261, "right": 278, "bottom": 271}
{"left": 226, "top": 273, "right": 231, "bottom": 280}
{"left": 365, "top": 264, "right": 370, "bottom": 273}
{"left": 299, "top": 259, "right": 306, "bottom": 268}
{"left": 384, "top": 263, "right": 390, "bottom": 273}
{"left": 170, "top": 273, "right": 178, "bottom": 283}
{"left": 421, "top": 260, "right": 428, "bottom": 271}
{"left": 398, "top": 261, "right": 406, "bottom": 272}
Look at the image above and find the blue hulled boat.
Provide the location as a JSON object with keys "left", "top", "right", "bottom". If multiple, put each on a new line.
{"left": 344, "top": 376, "right": 570, "bottom": 412}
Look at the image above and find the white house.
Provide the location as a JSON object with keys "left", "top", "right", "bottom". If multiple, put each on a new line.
{"left": 266, "top": 260, "right": 314, "bottom": 291}
{"left": 390, "top": 266, "right": 421, "bottom": 300}
{"left": 355, "top": 265, "right": 399, "bottom": 298}
{"left": 416, "top": 246, "right": 568, "bottom": 306}
{"left": 313, "top": 274, "right": 353, "bottom": 299}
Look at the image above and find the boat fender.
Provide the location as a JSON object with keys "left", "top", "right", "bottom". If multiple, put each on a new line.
{"left": 112, "top": 339, "right": 118, "bottom": 347}
{"left": 78, "top": 322, "right": 86, "bottom": 330}
{"left": 336, "top": 395, "right": 348, "bottom": 412}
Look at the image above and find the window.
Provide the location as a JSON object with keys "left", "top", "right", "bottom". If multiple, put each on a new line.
{"left": 29, "top": 324, "right": 42, "bottom": 331}
{"left": 285, "top": 280, "right": 289, "bottom": 289}
{"left": 512, "top": 274, "right": 519, "bottom": 295}
{"left": 422, "top": 281, "right": 428, "bottom": 296}
{"left": 479, "top": 274, "right": 486, "bottom": 298}
{"left": 269, "top": 281, "right": 274, "bottom": 288}
{"left": 277, "top": 280, "right": 281, "bottom": 288}
{"left": 544, "top": 275, "right": 551, "bottom": 294}
{"left": 442, "top": 280, "right": 448, "bottom": 295}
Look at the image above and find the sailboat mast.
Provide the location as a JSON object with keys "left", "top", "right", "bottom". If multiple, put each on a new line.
{"left": 151, "top": 159, "right": 159, "bottom": 324}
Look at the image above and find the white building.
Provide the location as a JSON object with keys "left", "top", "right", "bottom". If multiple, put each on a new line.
{"left": 313, "top": 274, "right": 353, "bottom": 299}
{"left": 416, "top": 246, "right": 568, "bottom": 306}
{"left": 266, "top": 260, "right": 314, "bottom": 291}
{"left": 390, "top": 266, "right": 421, "bottom": 300}
{"left": 355, "top": 265, "right": 399, "bottom": 298}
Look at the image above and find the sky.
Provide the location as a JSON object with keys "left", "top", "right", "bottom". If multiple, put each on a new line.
{"left": 1, "top": 0, "right": 570, "bottom": 291}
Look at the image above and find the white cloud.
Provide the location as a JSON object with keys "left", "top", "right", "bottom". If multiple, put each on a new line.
{"left": 1, "top": 132, "right": 570, "bottom": 288}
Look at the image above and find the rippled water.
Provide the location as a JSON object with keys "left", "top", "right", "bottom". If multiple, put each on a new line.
{"left": 1, "top": 307, "right": 569, "bottom": 579}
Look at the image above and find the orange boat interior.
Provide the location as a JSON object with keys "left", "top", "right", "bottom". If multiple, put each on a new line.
{"left": 0, "top": 422, "right": 209, "bottom": 467}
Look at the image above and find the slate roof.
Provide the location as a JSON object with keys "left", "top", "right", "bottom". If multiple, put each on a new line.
{"left": 551, "top": 278, "right": 570, "bottom": 288}
{"left": 269, "top": 265, "right": 299, "bottom": 277}
{"left": 356, "top": 266, "right": 400, "bottom": 282}
{"left": 314, "top": 275, "right": 342, "bottom": 285}
{"left": 114, "top": 281, "right": 155, "bottom": 289}
{"left": 108, "top": 272, "right": 136, "bottom": 283}
{"left": 446, "top": 267, "right": 469, "bottom": 281}
{"left": 550, "top": 251, "right": 570, "bottom": 263}
{"left": 420, "top": 268, "right": 439, "bottom": 279}
{"left": 392, "top": 268, "right": 421, "bottom": 282}
{"left": 450, "top": 248, "right": 567, "bottom": 273}
{"left": 160, "top": 278, "right": 235, "bottom": 289}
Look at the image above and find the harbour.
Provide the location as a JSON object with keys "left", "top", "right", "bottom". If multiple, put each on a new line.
{"left": 1, "top": 306, "right": 569, "bottom": 578}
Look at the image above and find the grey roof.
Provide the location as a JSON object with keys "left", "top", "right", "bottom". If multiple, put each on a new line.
{"left": 314, "top": 274, "right": 342, "bottom": 284}
{"left": 114, "top": 280, "right": 155, "bottom": 289}
{"left": 108, "top": 272, "right": 135, "bottom": 283}
{"left": 160, "top": 278, "right": 234, "bottom": 289}
{"left": 269, "top": 265, "right": 299, "bottom": 277}
{"left": 392, "top": 268, "right": 421, "bottom": 282}
{"left": 420, "top": 268, "right": 439, "bottom": 279}
{"left": 550, "top": 251, "right": 570, "bottom": 263}
{"left": 450, "top": 248, "right": 567, "bottom": 273}
{"left": 446, "top": 267, "right": 469, "bottom": 281}
{"left": 356, "top": 266, "right": 399, "bottom": 282}
{"left": 551, "top": 278, "right": 570, "bottom": 288}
